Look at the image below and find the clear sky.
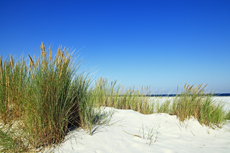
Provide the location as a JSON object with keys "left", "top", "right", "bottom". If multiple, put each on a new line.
{"left": 0, "top": 0, "right": 229, "bottom": 93}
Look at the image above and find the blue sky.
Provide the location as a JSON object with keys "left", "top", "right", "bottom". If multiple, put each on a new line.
{"left": 0, "top": 0, "right": 230, "bottom": 93}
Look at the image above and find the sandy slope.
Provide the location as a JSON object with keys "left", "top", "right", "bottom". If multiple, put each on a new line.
{"left": 46, "top": 97, "right": 230, "bottom": 153}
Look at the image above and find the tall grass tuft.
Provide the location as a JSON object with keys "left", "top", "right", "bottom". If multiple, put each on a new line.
{"left": 171, "top": 83, "right": 226, "bottom": 127}
{"left": 0, "top": 42, "right": 97, "bottom": 151}
{"left": 22, "top": 44, "right": 76, "bottom": 147}
{"left": 0, "top": 55, "right": 27, "bottom": 125}
{"left": 88, "top": 77, "right": 154, "bottom": 114}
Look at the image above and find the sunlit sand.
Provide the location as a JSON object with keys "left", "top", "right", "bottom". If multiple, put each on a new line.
{"left": 46, "top": 97, "right": 230, "bottom": 153}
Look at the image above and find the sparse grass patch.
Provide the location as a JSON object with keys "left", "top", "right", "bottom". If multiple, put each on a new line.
{"left": 138, "top": 123, "right": 160, "bottom": 145}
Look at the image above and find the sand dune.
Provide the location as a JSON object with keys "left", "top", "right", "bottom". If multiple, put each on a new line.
{"left": 45, "top": 97, "right": 230, "bottom": 153}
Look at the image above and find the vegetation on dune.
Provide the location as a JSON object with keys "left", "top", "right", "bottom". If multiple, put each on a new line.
{"left": 0, "top": 43, "right": 110, "bottom": 152}
{"left": 90, "top": 79, "right": 227, "bottom": 128}
{"left": 89, "top": 77, "right": 153, "bottom": 114}
{"left": 171, "top": 83, "right": 226, "bottom": 128}
{"left": 0, "top": 43, "right": 229, "bottom": 152}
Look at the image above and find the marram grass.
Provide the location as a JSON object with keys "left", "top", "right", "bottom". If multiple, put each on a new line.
{"left": 171, "top": 83, "right": 227, "bottom": 128}
{"left": 0, "top": 43, "right": 110, "bottom": 152}
{"left": 0, "top": 43, "right": 229, "bottom": 152}
{"left": 90, "top": 79, "right": 227, "bottom": 128}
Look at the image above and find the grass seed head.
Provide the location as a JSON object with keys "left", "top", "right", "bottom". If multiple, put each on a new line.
{"left": 40, "top": 42, "right": 47, "bottom": 68}
{"left": 34, "top": 55, "right": 37, "bottom": 67}
{"left": 60, "top": 49, "right": 64, "bottom": 65}
{"left": 49, "top": 46, "right": 52, "bottom": 64}
{"left": 29, "top": 59, "right": 31, "bottom": 68}
{"left": 10, "top": 54, "right": 14, "bottom": 67}
{"left": 56, "top": 45, "right": 61, "bottom": 64}
{"left": 24, "top": 64, "right": 27, "bottom": 73}
{"left": 188, "top": 85, "right": 194, "bottom": 92}
{"left": 40, "top": 42, "right": 45, "bottom": 53}
{"left": 64, "top": 48, "right": 68, "bottom": 63}
{"left": 184, "top": 83, "right": 187, "bottom": 89}
{"left": 28, "top": 54, "right": 35, "bottom": 67}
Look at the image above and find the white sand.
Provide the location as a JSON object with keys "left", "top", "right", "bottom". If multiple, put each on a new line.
{"left": 45, "top": 97, "right": 230, "bottom": 153}
{"left": 147, "top": 96, "right": 230, "bottom": 112}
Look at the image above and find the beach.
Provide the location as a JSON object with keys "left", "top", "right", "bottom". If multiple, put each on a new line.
{"left": 45, "top": 97, "right": 230, "bottom": 153}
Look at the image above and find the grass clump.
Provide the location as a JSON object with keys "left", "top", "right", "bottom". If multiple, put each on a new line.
{"left": 88, "top": 77, "right": 154, "bottom": 114}
{"left": 171, "top": 83, "right": 226, "bottom": 128}
{"left": 0, "top": 43, "right": 106, "bottom": 152}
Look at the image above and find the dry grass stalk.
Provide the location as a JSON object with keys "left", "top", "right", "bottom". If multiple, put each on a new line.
{"left": 4, "top": 61, "right": 6, "bottom": 72}
{"left": 56, "top": 45, "right": 63, "bottom": 66}
{"left": 64, "top": 48, "right": 68, "bottom": 63}
{"left": 56, "top": 46, "right": 61, "bottom": 65}
{"left": 22, "top": 56, "right": 25, "bottom": 66}
{"left": 33, "top": 55, "right": 37, "bottom": 68}
{"left": 29, "top": 60, "right": 31, "bottom": 68}
{"left": 40, "top": 42, "right": 47, "bottom": 71}
{"left": 28, "top": 54, "right": 35, "bottom": 67}
{"left": 6, "top": 76, "right": 9, "bottom": 88}
{"left": 59, "top": 48, "right": 64, "bottom": 66}
{"left": 49, "top": 46, "right": 52, "bottom": 65}
{"left": 5, "top": 76, "right": 10, "bottom": 109}
{"left": 10, "top": 54, "right": 14, "bottom": 67}
{"left": 0, "top": 57, "right": 2, "bottom": 78}
{"left": 188, "top": 85, "right": 194, "bottom": 91}
{"left": 183, "top": 83, "right": 208, "bottom": 95}
{"left": 11, "top": 73, "right": 15, "bottom": 85}
{"left": 184, "top": 83, "right": 187, "bottom": 89}
{"left": 0, "top": 56, "right": 2, "bottom": 68}
{"left": 24, "top": 65, "right": 27, "bottom": 74}
{"left": 40, "top": 42, "right": 45, "bottom": 54}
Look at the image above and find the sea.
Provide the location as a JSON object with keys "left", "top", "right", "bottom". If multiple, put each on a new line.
{"left": 147, "top": 93, "right": 230, "bottom": 97}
